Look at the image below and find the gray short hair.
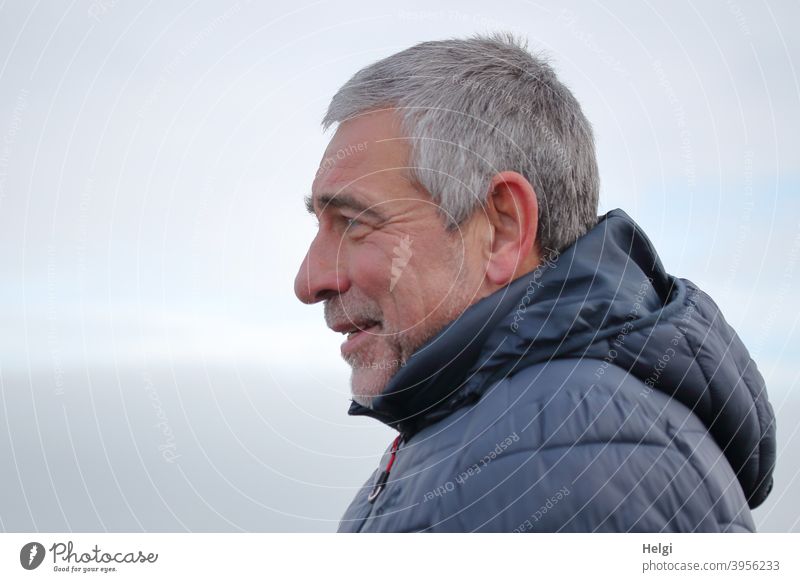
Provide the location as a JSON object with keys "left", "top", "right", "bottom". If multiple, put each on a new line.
{"left": 322, "top": 32, "right": 599, "bottom": 253}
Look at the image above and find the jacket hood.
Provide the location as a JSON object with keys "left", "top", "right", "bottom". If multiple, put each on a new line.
{"left": 347, "top": 209, "right": 776, "bottom": 508}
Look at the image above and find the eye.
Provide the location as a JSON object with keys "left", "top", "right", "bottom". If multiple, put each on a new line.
{"left": 340, "top": 214, "right": 366, "bottom": 231}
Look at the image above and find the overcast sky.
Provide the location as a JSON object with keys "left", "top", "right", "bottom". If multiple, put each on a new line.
{"left": 0, "top": 0, "right": 798, "bottom": 532}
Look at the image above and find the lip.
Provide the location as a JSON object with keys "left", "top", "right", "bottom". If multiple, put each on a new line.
{"left": 341, "top": 323, "right": 381, "bottom": 357}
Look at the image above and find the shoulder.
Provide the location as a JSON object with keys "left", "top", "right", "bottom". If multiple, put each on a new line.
{"left": 458, "top": 357, "right": 693, "bottom": 452}
{"left": 423, "top": 358, "right": 752, "bottom": 531}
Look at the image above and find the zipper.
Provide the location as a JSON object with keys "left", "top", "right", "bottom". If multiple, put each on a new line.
{"left": 367, "top": 433, "right": 404, "bottom": 503}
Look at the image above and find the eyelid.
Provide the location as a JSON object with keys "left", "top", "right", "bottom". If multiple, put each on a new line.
{"left": 314, "top": 209, "right": 374, "bottom": 232}
{"left": 339, "top": 211, "right": 367, "bottom": 227}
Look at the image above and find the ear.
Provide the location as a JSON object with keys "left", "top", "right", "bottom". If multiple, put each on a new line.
{"left": 483, "top": 171, "right": 540, "bottom": 286}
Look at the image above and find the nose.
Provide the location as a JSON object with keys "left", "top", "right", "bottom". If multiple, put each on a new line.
{"left": 294, "top": 232, "right": 351, "bottom": 304}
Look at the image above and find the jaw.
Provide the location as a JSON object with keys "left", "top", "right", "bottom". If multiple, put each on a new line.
{"left": 350, "top": 364, "right": 397, "bottom": 408}
{"left": 343, "top": 257, "right": 481, "bottom": 407}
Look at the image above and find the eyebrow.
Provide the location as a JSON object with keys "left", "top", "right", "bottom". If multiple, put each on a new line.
{"left": 304, "top": 192, "right": 387, "bottom": 222}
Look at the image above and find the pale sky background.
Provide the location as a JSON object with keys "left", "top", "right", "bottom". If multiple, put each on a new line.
{"left": 0, "top": 0, "right": 798, "bottom": 532}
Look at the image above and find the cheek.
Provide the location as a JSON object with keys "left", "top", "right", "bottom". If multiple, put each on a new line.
{"left": 408, "top": 238, "right": 463, "bottom": 285}
{"left": 347, "top": 242, "right": 395, "bottom": 294}
{"left": 405, "top": 238, "right": 477, "bottom": 314}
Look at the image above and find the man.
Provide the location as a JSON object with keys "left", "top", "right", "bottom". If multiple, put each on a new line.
{"left": 294, "top": 34, "right": 775, "bottom": 532}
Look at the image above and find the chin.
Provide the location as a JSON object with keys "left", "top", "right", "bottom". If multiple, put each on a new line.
{"left": 349, "top": 365, "right": 396, "bottom": 409}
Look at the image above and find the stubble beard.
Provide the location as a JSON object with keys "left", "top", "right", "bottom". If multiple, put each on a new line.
{"left": 348, "top": 265, "right": 476, "bottom": 409}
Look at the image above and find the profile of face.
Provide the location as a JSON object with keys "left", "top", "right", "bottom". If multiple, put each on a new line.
{"left": 293, "top": 111, "right": 479, "bottom": 406}
{"left": 294, "top": 110, "right": 539, "bottom": 407}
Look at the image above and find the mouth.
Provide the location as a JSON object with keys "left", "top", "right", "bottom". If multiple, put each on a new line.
{"left": 331, "top": 320, "right": 382, "bottom": 356}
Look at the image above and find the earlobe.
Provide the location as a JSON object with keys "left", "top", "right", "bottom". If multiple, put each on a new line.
{"left": 483, "top": 171, "right": 539, "bottom": 287}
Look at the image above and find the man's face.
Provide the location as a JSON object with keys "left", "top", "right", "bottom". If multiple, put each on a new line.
{"left": 294, "top": 110, "right": 487, "bottom": 407}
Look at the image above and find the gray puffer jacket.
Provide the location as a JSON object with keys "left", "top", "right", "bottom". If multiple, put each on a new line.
{"left": 338, "top": 209, "right": 776, "bottom": 532}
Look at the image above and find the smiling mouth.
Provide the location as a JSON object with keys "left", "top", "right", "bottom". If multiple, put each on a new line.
{"left": 339, "top": 320, "right": 382, "bottom": 355}
{"left": 343, "top": 321, "right": 381, "bottom": 338}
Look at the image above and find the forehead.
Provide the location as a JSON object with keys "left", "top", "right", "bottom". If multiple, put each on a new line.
{"left": 313, "top": 110, "right": 412, "bottom": 196}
